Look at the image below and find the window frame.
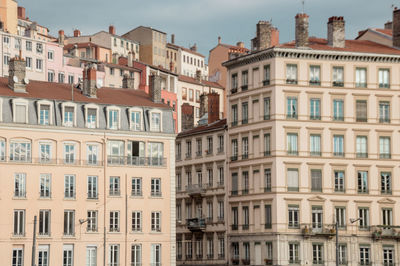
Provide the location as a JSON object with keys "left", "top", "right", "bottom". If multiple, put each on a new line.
{"left": 129, "top": 107, "right": 143, "bottom": 131}
{"left": 84, "top": 104, "right": 99, "bottom": 129}
{"left": 36, "top": 100, "right": 53, "bottom": 126}
{"left": 106, "top": 106, "right": 121, "bottom": 130}
{"left": 61, "top": 102, "right": 77, "bottom": 127}
{"left": 150, "top": 109, "right": 162, "bottom": 132}
{"left": 12, "top": 98, "right": 29, "bottom": 124}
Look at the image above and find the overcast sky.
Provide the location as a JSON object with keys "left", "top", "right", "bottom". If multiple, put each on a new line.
{"left": 18, "top": 0, "right": 395, "bottom": 60}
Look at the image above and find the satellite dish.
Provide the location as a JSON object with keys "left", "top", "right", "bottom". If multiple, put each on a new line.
{"left": 13, "top": 76, "right": 18, "bottom": 83}
{"left": 24, "top": 78, "right": 29, "bottom": 84}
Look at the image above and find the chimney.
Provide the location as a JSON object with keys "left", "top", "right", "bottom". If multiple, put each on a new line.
{"left": 181, "top": 103, "right": 194, "bottom": 130}
{"left": 236, "top": 42, "right": 244, "bottom": 48}
{"left": 385, "top": 21, "right": 393, "bottom": 30}
{"left": 149, "top": 74, "right": 162, "bottom": 103}
{"left": 128, "top": 52, "right": 133, "bottom": 67}
{"left": 190, "top": 43, "right": 197, "bottom": 52}
{"left": 195, "top": 70, "right": 202, "bottom": 82}
{"left": 122, "top": 74, "right": 135, "bottom": 89}
{"left": 207, "top": 92, "right": 220, "bottom": 124}
{"left": 72, "top": 44, "right": 79, "bottom": 57}
{"left": 295, "top": 13, "right": 309, "bottom": 48}
{"left": 171, "top": 34, "right": 175, "bottom": 44}
{"left": 169, "top": 61, "right": 175, "bottom": 72}
{"left": 109, "top": 25, "right": 116, "bottom": 35}
{"left": 83, "top": 64, "right": 98, "bottom": 97}
{"left": 327, "top": 16, "right": 345, "bottom": 48}
{"left": 393, "top": 8, "right": 400, "bottom": 47}
{"left": 73, "top": 29, "right": 81, "bottom": 37}
{"left": 8, "top": 56, "right": 28, "bottom": 93}
{"left": 199, "top": 94, "right": 208, "bottom": 118}
{"left": 58, "top": 30, "right": 65, "bottom": 45}
{"left": 252, "top": 21, "right": 279, "bottom": 51}
{"left": 17, "top": 7, "right": 26, "bottom": 19}
{"left": 218, "top": 36, "right": 221, "bottom": 44}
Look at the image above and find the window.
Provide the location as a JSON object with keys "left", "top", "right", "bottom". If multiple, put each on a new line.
{"left": 13, "top": 210, "right": 25, "bottom": 236}
{"left": 151, "top": 178, "right": 161, "bottom": 196}
{"left": 68, "top": 75, "right": 74, "bottom": 84}
{"left": 26, "top": 40, "right": 32, "bottom": 51}
{"left": 355, "top": 68, "right": 367, "bottom": 87}
{"left": 382, "top": 208, "right": 393, "bottom": 227}
{"left": 87, "top": 144, "right": 98, "bottom": 165}
{"left": 286, "top": 64, "right": 297, "bottom": 84}
{"left": 333, "top": 66, "right": 344, "bottom": 87}
{"left": 86, "top": 108, "right": 97, "bottom": 128}
{"left": 151, "top": 244, "right": 161, "bottom": 266}
{"left": 338, "top": 244, "right": 347, "bottom": 265}
{"left": 231, "top": 104, "right": 238, "bottom": 126}
{"left": 108, "top": 109, "right": 119, "bottom": 130}
{"left": 287, "top": 133, "right": 298, "bottom": 155}
{"left": 287, "top": 97, "right": 297, "bottom": 119}
{"left": 10, "top": 140, "right": 31, "bottom": 162}
{"left": 381, "top": 172, "right": 391, "bottom": 194}
{"left": 12, "top": 248, "right": 24, "bottom": 266}
{"left": 218, "top": 200, "right": 224, "bottom": 220}
{"left": 189, "top": 89, "right": 193, "bottom": 101}
{"left": 312, "top": 244, "right": 323, "bottom": 264}
{"left": 312, "top": 206, "right": 323, "bottom": 230}
{"left": 265, "top": 204, "right": 272, "bottom": 228}
{"left": 356, "top": 136, "right": 368, "bottom": 158}
{"left": 39, "top": 104, "right": 50, "bottom": 125}
{"left": 87, "top": 175, "right": 98, "bottom": 199}
{"left": 242, "top": 206, "right": 249, "bottom": 229}
{"left": 288, "top": 205, "right": 299, "bottom": 228}
{"left": 383, "top": 246, "right": 394, "bottom": 266}
{"left": 355, "top": 100, "right": 368, "bottom": 122}
{"left": 147, "top": 142, "right": 164, "bottom": 166}
{"left": 335, "top": 207, "right": 346, "bottom": 229}
{"left": 242, "top": 102, "right": 248, "bottom": 124}
{"left": 379, "top": 69, "right": 390, "bottom": 88}
{"left": 63, "top": 143, "right": 76, "bottom": 164}
{"left": 151, "top": 212, "right": 161, "bottom": 232}
{"left": 264, "top": 97, "right": 271, "bottom": 120}
{"left": 110, "top": 211, "right": 120, "bottom": 232}
{"left": 243, "top": 242, "right": 250, "bottom": 261}
{"left": 311, "top": 169, "right": 322, "bottom": 192}
{"left": 107, "top": 141, "right": 124, "bottom": 164}
{"left": 231, "top": 207, "right": 238, "bottom": 230}
{"left": 196, "top": 139, "right": 202, "bottom": 156}
{"left": 231, "top": 73, "right": 238, "bottom": 92}
{"left": 38, "top": 245, "right": 49, "bottom": 266}
{"left": 63, "top": 106, "right": 74, "bottom": 127}
{"left": 334, "top": 171, "right": 345, "bottom": 192}
{"left": 86, "top": 246, "right": 97, "bottom": 266}
{"left": 242, "top": 137, "right": 248, "bottom": 159}
{"left": 232, "top": 242, "right": 239, "bottom": 261}
{"left": 14, "top": 173, "right": 26, "bottom": 198}
{"left": 150, "top": 112, "right": 161, "bottom": 132}
{"left": 38, "top": 210, "right": 50, "bottom": 235}
{"left": 58, "top": 72, "right": 65, "bottom": 83}
{"left": 358, "top": 208, "right": 369, "bottom": 229}
{"left": 207, "top": 136, "right": 213, "bottom": 154}
{"left": 264, "top": 168, "right": 271, "bottom": 192}
{"left": 379, "top": 101, "right": 390, "bottom": 123}
{"left": 3, "top": 54, "right": 9, "bottom": 65}
{"left": 207, "top": 202, "right": 213, "bottom": 221}
{"left": 287, "top": 169, "right": 299, "bottom": 192}
{"left": 131, "top": 245, "right": 142, "bottom": 266}
{"left": 207, "top": 238, "right": 214, "bottom": 258}
{"left": 130, "top": 111, "right": 142, "bottom": 131}
{"left": 36, "top": 59, "right": 43, "bottom": 71}
{"left": 14, "top": 103, "right": 27, "bottom": 124}
{"left": 231, "top": 139, "right": 238, "bottom": 161}
{"left": 87, "top": 211, "right": 98, "bottom": 232}
{"left": 241, "top": 70, "right": 248, "bottom": 90}
{"left": 264, "top": 133, "right": 271, "bottom": 156}
{"left": 62, "top": 245, "right": 74, "bottom": 266}
{"left": 63, "top": 210, "right": 75, "bottom": 236}
{"left": 310, "top": 134, "right": 321, "bottom": 156}
{"left": 132, "top": 211, "right": 142, "bottom": 232}
{"left": 40, "top": 174, "right": 51, "bottom": 198}
{"left": 309, "top": 65, "right": 321, "bottom": 85}
{"left": 333, "top": 135, "right": 344, "bottom": 157}
{"left": 357, "top": 171, "right": 368, "bottom": 194}
{"left": 36, "top": 43, "right": 43, "bottom": 54}
{"left": 47, "top": 50, "right": 54, "bottom": 60}
{"left": 263, "top": 65, "right": 271, "bottom": 85}
{"left": 0, "top": 139, "right": 4, "bottom": 161}
{"left": 218, "top": 135, "right": 224, "bottom": 153}
{"left": 26, "top": 57, "right": 32, "bottom": 68}
{"left": 288, "top": 243, "right": 299, "bottom": 263}
{"left": 207, "top": 169, "right": 213, "bottom": 187}
{"left": 110, "top": 176, "right": 120, "bottom": 196}
{"left": 379, "top": 136, "right": 391, "bottom": 159}
{"left": 333, "top": 99, "right": 344, "bottom": 121}
{"left": 218, "top": 238, "right": 225, "bottom": 258}
{"left": 132, "top": 177, "right": 142, "bottom": 196}
{"left": 310, "top": 98, "right": 321, "bottom": 120}
{"left": 359, "top": 246, "right": 370, "bottom": 265}
{"left": 64, "top": 175, "right": 75, "bottom": 198}
{"left": 109, "top": 245, "right": 120, "bottom": 266}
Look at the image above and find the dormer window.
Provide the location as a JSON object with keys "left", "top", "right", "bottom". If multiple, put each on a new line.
{"left": 37, "top": 100, "right": 53, "bottom": 126}
{"left": 13, "top": 99, "right": 28, "bottom": 124}
{"left": 107, "top": 107, "right": 120, "bottom": 130}
{"left": 0, "top": 139, "right": 5, "bottom": 161}
{"left": 150, "top": 111, "right": 161, "bottom": 132}
{"left": 85, "top": 105, "right": 98, "bottom": 129}
{"left": 130, "top": 108, "right": 142, "bottom": 131}
{"left": 64, "top": 107, "right": 74, "bottom": 127}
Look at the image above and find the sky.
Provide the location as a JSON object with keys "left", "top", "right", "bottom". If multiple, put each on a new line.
{"left": 18, "top": 0, "right": 396, "bottom": 60}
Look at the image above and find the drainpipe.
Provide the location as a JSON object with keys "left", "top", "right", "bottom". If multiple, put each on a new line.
{"left": 103, "top": 133, "right": 107, "bottom": 266}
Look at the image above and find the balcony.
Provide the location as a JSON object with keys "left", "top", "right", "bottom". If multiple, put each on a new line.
{"left": 231, "top": 155, "right": 238, "bottom": 161}
{"left": 356, "top": 117, "right": 367, "bottom": 122}
{"left": 379, "top": 118, "right": 390, "bottom": 123}
{"left": 371, "top": 226, "right": 400, "bottom": 240}
{"left": 242, "top": 119, "right": 248, "bottom": 125}
{"left": 379, "top": 83, "right": 390, "bottom": 89}
{"left": 241, "top": 85, "right": 248, "bottom": 91}
{"left": 231, "top": 88, "right": 238, "bottom": 94}
{"left": 107, "top": 156, "right": 166, "bottom": 167}
{"left": 186, "top": 218, "right": 206, "bottom": 232}
{"left": 87, "top": 192, "right": 98, "bottom": 199}
{"left": 309, "top": 80, "right": 321, "bottom": 86}
{"left": 263, "top": 80, "right": 270, "bottom": 86}
{"left": 310, "top": 115, "right": 321, "bottom": 120}
{"left": 196, "top": 151, "right": 202, "bottom": 157}
{"left": 380, "top": 153, "right": 391, "bottom": 159}
{"left": 264, "top": 114, "right": 270, "bottom": 120}
{"left": 286, "top": 79, "right": 297, "bottom": 85}
{"left": 206, "top": 149, "right": 213, "bottom": 155}
{"left": 186, "top": 184, "right": 206, "bottom": 197}
{"left": 356, "top": 152, "right": 368, "bottom": 158}
{"left": 333, "top": 81, "right": 344, "bottom": 87}
{"left": 231, "top": 224, "right": 238, "bottom": 230}
{"left": 264, "top": 151, "right": 271, "bottom": 156}
{"left": 231, "top": 121, "right": 238, "bottom": 127}
{"left": 185, "top": 153, "right": 191, "bottom": 159}
{"left": 242, "top": 259, "right": 250, "bottom": 265}
{"left": 302, "top": 224, "right": 336, "bottom": 238}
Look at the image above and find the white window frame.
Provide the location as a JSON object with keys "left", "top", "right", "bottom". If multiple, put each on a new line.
{"left": 86, "top": 246, "right": 97, "bottom": 266}
{"left": 0, "top": 98, "right": 2, "bottom": 122}
{"left": 12, "top": 98, "right": 29, "bottom": 124}
{"left": 129, "top": 107, "right": 143, "bottom": 131}
{"left": 63, "top": 142, "right": 77, "bottom": 164}
{"left": 12, "top": 247, "right": 24, "bottom": 266}
{"left": 37, "top": 245, "right": 49, "bottom": 266}
{"left": 39, "top": 173, "right": 51, "bottom": 198}
{"left": 36, "top": 58, "right": 43, "bottom": 71}
{"left": 84, "top": 104, "right": 99, "bottom": 129}
{"left": 47, "top": 50, "right": 54, "bottom": 61}
{"left": 26, "top": 57, "right": 32, "bottom": 69}
{"left": 86, "top": 143, "right": 99, "bottom": 165}
{"left": 106, "top": 106, "right": 121, "bottom": 130}
{"left": 36, "top": 100, "right": 53, "bottom": 126}
{"left": 150, "top": 109, "right": 162, "bottom": 132}
{"left": 61, "top": 102, "right": 77, "bottom": 127}
{"left": 109, "top": 244, "right": 119, "bottom": 266}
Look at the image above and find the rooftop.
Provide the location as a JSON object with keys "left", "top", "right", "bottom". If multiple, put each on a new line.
{"left": 178, "top": 75, "right": 224, "bottom": 89}
{"left": 167, "top": 43, "right": 205, "bottom": 58}
{"left": 177, "top": 119, "right": 227, "bottom": 138}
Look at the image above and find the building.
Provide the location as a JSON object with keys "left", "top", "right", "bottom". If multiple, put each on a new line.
{"left": 223, "top": 12, "right": 400, "bottom": 266}
{"left": 356, "top": 21, "right": 393, "bottom": 47}
{"left": 17, "top": 6, "right": 55, "bottom": 42}
{"left": 0, "top": 56, "right": 176, "bottom": 266}
{"left": 0, "top": 0, "right": 18, "bottom": 35}
{"left": 123, "top": 26, "right": 167, "bottom": 69}
{"left": 176, "top": 93, "right": 228, "bottom": 265}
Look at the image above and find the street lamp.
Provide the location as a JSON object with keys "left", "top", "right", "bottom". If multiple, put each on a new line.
{"left": 335, "top": 217, "right": 362, "bottom": 266}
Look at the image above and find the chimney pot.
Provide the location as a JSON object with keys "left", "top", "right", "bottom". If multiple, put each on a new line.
{"left": 252, "top": 20, "right": 279, "bottom": 51}
{"left": 171, "top": 34, "right": 175, "bottom": 44}
{"left": 150, "top": 74, "right": 162, "bottom": 103}
{"left": 83, "top": 64, "right": 98, "bottom": 97}
{"left": 393, "top": 8, "right": 400, "bottom": 47}
{"left": 73, "top": 29, "right": 81, "bottom": 37}
{"left": 8, "top": 57, "right": 27, "bottom": 93}
{"left": 218, "top": 36, "right": 221, "bottom": 44}
{"left": 17, "top": 7, "right": 26, "bottom": 19}
{"left": 327, "top": 16, "right": 345, "bottom": 48}
{"left": 58, "top": 30, "right": 65, "bottom": 45}
{"left": 109, "top": 25, "right": 116, "bottom": 35}
{"left": 295, "top": 13, "right": 309, "bottom": 48}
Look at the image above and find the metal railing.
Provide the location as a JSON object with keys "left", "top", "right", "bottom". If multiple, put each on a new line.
{"left": 107, "top": 156, "right": 166, "bottom": 167}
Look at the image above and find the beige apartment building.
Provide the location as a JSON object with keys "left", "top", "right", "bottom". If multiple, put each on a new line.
{"left": 223, "top": 12, "right": 400, "bottom": 266}
{"left": 176, "top": 93, "right": 227, "bottom": 265}
{"left": 1, "top": 57, "right": 176, "bottom": 266}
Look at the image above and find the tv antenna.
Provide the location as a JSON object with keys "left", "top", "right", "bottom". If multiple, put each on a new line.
{"left": 302, "top": 0, "right": 305, "bottom": 14}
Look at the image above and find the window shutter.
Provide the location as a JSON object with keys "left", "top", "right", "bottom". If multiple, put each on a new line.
{"left": 287, "top": 169, "right": 299, "bottom": 190}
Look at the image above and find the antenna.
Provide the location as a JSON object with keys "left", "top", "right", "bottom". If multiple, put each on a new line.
{"left": 302, "top": 0, "right": 305, "bottom": 14}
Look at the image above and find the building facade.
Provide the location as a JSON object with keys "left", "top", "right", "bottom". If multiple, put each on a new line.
{"left": 1, "top": 57, "right": 176, "bottom": 266}
{"left": 223, "top": 13, "right": 400, "bottom": 266}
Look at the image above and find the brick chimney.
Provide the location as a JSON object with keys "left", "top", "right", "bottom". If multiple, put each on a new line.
{"left": 58, "top": 30, "right": 65, "bottom": 45}
{"left": 171, "top": 34, "right": 175, "bottom": 44}
{"left": 252, "top": 21, "right": 279, "bottom": 51}
{"left": 73, "top": 29, "right": 81, "bottom": 37}
{"left": 199, "top": 94, "right": 208, "bottom": 118}
{"left": 295, "top": 13, "right": 309, "bottom": 48}
{"left": 207, "top": 92, "right": 220, "bottom": 124}
{"left": 122, "top": 74, "right": 135, "bottom": 89}
{"left": 8, "top": 56, "right": 28, "bottom": 93}
{"left": 393, "top": 8, "right": 400, "bottom": 47}
{"left": 17, "top": 7, "right": 26, "bottom": 19}
{"left": 327, "top": 16, "right": 345, "bottom": 48}
{"left": 385, "top": 21, "right": 393, "bottom": 30}
{"left": 128, "top": 52, "right": 133, "bottom": 67}
{"left": 83, "top": 64, "right": 98, "bottom": 97}
{"left": 109, "top": 25, "right": 116, "bottom": 35}
{"left": 181, "top": 103, "right": 194, "bottom": 130}
{"left": 149, "top": 74, "right": 162, "bottom": 103}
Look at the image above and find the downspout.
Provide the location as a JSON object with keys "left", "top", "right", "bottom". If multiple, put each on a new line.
{"left": 103, "top": 133, "right": 107, "bottom": 266}
{"left": 125, "top": 173, "right": 128, "bottom": 266}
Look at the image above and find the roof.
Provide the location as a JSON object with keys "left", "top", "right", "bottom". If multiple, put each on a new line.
{"left": 64, "top": 42, "right": 110, "bottom": 50}
{"left": 0, "top": 78, "right": 169, "bottom": 109}
{"left": 166, "top": 42, "right": 205, "bottom": 57}
{"left": 209, "top": 43, "right": 250, "bottom": 54}
{"left": 375, "top": 28, "right": 392, "bottom": 36}
{"left": 105, "top": 62, "right": 142, "bottom": 72}
{"left": 125, "top": 26, "right": 166, "bottom": 35}
{"left": 356, "top": 28, "right": 393, "bottom": 40}
{"left": 178, "top": 75, "right": 224, "bottom": 89}
{"left": 177, "top": 119, "right": 227, "bottom": 138}
{"left": 278, "top": 37, "right": 400, "bottom": 55}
